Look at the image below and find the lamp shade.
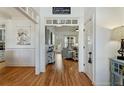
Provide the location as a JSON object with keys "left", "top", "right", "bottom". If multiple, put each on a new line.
{"left": 111, "top": 26, "right": 124, "bottom": 41}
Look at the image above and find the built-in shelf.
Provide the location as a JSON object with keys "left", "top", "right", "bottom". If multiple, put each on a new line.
{"left": 15, "top": 7, "right": 38, "bottom": 24}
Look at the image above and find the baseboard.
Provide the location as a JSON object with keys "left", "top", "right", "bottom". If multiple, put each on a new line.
{"left": 95, "top": 82, "right": 110, "bottom": 86}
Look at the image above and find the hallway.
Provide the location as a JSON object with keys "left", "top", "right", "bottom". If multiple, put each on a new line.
{"left": 0, "top": 56, "right": 92, "bottom": 86}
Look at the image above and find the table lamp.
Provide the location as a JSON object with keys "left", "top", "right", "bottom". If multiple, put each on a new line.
{"left": 111, "top": 26, "right": 124, "bottom": 60}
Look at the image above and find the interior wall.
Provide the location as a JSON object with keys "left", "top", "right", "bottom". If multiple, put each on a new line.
{"left": 95, "top": 7, "right": 124, "bottom": 85}
{"left": 0, "top": 8, "right": 40, "bottom": 74}
{"left": 95, "top": 26, "right": 111, "bottom": 85}
{"left": 5, "top": 19, "right": 35, "bottom": 66}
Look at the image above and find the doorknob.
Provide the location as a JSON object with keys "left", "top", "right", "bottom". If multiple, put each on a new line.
{"left": 88, "top": 52, "right": 92, "bottom": 64}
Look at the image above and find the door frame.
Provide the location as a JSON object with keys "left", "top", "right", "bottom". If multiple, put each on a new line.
{"left": 84, "top": 15, "right": 95, "bottom": 84}
{"left": 39, "top": 17, "right": 85, "bottom": 73}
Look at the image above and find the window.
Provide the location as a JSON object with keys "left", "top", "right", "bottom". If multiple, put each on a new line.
{"left": 65, "top": 20, "right": 71, "bottom": 24}
{"left": 46, "top": 20, "right": 52, "bottom": 24}
{"left": 46, "top": 19, "right": 78, "bottom": 25}
{"left": 53, "top": 20, "right": 58, "bottom": 24}
{"left": 72, "top": 20, "right": 78, "bottom": 24}
{"left": 64, "top": 36, "right": 76, "bottom": 48}
{"left": 59, "top": 20, "right": 65, "bottom": 24}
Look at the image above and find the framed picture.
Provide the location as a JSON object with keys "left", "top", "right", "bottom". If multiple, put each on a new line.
{"left": 16, "top": 26, "right": 31, "bottom": 45}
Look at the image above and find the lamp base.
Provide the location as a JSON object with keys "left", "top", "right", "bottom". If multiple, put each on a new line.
{"left": 117, "top": 56, "right": 124, "bottom": 60}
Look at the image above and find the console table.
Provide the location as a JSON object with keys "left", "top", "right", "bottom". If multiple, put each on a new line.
{"left": 110, "top": 58, "right": 124, "bottom": 86}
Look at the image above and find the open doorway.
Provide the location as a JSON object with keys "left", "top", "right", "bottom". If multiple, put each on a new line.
{"left": 45, "top": 26, "right": 79, "bottom": 72}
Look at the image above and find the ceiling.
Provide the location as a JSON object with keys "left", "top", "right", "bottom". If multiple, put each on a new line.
{"left": 0, "top": 7, "right": 27, "bottom": 19}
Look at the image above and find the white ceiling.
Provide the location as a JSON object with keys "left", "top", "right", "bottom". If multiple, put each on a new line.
{"left": 0, "top": 7, "right": 27, "bottom": 19}
{"left": 96, "top": 7, "right": 124, "bottom": 29}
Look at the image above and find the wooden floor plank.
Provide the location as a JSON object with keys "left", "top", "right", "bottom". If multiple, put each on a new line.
{"left": 0, "top": 60, "right": 92, "bottom": 86}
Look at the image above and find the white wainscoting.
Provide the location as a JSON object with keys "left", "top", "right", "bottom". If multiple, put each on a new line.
{"left": 5, "top": 48, "right": 35, "bottom": 67}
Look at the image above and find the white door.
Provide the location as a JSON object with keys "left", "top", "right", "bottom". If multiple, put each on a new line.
{"left": 84, "top": 17, "right": 94, "bottom": 81}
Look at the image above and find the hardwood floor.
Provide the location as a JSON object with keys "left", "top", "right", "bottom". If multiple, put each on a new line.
{"left": 0, "top": 60, "right": 92, "bottom": 86}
